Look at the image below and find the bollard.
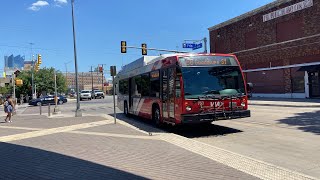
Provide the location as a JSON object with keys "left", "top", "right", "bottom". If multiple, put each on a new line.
{"left": 48, "top": 103, "right": 51, "bottom": 116}
{"left": 40, "top": 103, "right": 42, "bottom": 115}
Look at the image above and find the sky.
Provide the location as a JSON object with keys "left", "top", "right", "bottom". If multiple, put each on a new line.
{"left": 0, "top": 0, "right": 274, "bottom": 78}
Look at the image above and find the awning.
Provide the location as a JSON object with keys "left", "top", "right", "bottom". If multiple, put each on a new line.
{"left": 298, "top": 65, "right": 320, "bottom": 72}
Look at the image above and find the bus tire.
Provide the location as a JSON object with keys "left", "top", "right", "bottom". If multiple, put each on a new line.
{"left": 152, "top": 105, "right": 162, "bottom": 127}
{"left": 124, "top": 101, "right": 129, "bottom": 117}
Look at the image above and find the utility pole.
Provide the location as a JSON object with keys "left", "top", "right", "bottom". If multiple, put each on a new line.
{"left": 101, "top": 64, "right": 104, "bottom": 92}
{"left": 12, "top": 74, "right": 16, "bottom": 104}
{"left": 30, "top": 43, "right": 35, "bottom": 99}
{"left": 64, "top": 61, "right": 72, "bottom": 90}
{"left": 71, "top": 0, "right": 81, "bottom": 117}
{"left": 98, "top": 64, "right": 106, "bottom": 93}
{"left": 91, "top": 66, "right": 94, "bottom": 91}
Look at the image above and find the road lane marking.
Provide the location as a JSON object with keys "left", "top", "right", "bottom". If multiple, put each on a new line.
{"left": 0, "top": 120, "right": 112, "bottom": 142}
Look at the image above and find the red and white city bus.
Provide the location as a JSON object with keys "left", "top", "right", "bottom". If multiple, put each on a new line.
{"left": 116, "top": 53, "right": 251, "bottom": 126}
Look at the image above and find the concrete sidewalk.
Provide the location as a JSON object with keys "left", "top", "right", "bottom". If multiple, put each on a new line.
{"left": 0, "top": 114, "right": 317, "bottom": 179}
{"left": 249, "top": 97, "right": 320, "bottom": 107}
{"left": 0, "top": 115, "right": 258, "bottom": 180}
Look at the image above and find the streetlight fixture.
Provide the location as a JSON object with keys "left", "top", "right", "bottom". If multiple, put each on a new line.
{"left": 71, "top": 0, "right": 82, "bottom": 117}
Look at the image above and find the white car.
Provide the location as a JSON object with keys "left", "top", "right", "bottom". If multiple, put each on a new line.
{"left": 80, "top": 90, "right": 92, "bottom": 101}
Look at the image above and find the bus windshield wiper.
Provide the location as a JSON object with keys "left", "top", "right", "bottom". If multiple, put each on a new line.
{"left": 203, "top": 89, "right": 220, "bottom": 95}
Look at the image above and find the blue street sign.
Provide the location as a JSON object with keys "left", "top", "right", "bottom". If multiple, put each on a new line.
{"left": 183, "top": 43, "right": 196, "bottom": 49}
{"left": 192, "top": 43, "right": 203, "bottom": 50}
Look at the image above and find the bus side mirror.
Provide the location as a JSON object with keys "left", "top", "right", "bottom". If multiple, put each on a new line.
{"left": 246, "top": 83, "right": 253, "bottom": 91}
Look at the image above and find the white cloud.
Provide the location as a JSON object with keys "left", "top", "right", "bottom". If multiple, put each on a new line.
{"left": 54, "top": 0, "right": 68, "bottom": 7}
{"left": 28, "top": 1, "right": 49, "bottom": 11}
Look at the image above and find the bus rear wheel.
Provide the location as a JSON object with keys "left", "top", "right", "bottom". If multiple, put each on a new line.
{"left": 153, "top": 106, "right": 162, "bottom": 127}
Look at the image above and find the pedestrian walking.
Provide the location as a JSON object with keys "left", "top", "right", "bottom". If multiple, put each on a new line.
{"left": 4, "top": 96, "right": 15, "bottom": 123}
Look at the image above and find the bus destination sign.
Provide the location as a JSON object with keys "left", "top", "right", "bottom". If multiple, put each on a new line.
{"left": 179, "top": 56, "right": 237, "bottom": 67}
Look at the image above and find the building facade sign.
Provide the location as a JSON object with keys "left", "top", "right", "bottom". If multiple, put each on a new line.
{"left": 263, "top": 0, "right": 313, "bottom": 22}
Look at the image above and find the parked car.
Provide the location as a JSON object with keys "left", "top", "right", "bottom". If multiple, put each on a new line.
{"left": 80, "top": 90, "right": 92, "bottom": 101}
{"left": 91, "top": 90, "right": 105, "bottom": 99}
{"left": 69, "top": 92, "right": 76, "bottom": 98}
{"left": 29, "top": 95, "right": 67, "bottom": 106}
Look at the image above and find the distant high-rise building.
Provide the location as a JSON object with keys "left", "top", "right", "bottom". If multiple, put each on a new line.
{"left": 4, "top": 54, "right": 25, "bottom": 69}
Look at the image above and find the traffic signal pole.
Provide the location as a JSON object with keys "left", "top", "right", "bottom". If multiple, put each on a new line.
{"left": 122, "top": 45, "right": 189, "bottom": 53}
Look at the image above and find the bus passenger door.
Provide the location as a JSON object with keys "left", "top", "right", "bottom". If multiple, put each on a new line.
{"left": 162, "top": 68, "right": 175, "bottom": 123}
{"left": 168, "top": 68, "right": 175, "bottom": 122}
{"left": 162, "top": 69, "right": 169, "bottom": 120}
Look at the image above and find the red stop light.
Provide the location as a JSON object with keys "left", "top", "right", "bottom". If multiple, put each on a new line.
{"left": 99, "top": 66, "right": 103, "bottom": 72}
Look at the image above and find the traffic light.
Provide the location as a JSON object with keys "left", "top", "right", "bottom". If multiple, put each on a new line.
{"left": 15, "top": 79, "right": 23, "bottom": 86}
{"left": 14, "top": 70, "right": 21, "bottom": 77}
{"left": 110, "top": 66, "right": 116, "bottom": 76}
{"left": 37, "top": 54, "right": 42, "bottom": 64}
{"left": 121, "top": 41, "right": 127, "bottom": 53}
{"left": 142, "top": 43, "right": 147, "bottom": 55}
{"left": 35, "top": 63, "right": 40, "bottom": 72}
{"left": 99, "top": 66, "right": 103, "bottom": 73}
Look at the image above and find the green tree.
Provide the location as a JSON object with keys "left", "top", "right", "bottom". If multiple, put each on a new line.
{"left": 0, "top": 85, "right": 12, "bottom": 96}
{"left": 16, "top": 67, "right": 67, "bottom": 98}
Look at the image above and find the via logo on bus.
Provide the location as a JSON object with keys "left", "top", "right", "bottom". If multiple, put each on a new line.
{"left": 198, "top": 101, "right": 224, "bottom": 108}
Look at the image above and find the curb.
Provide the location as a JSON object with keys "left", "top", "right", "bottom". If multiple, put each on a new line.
{"left": 249, "top": 103, "right": 320, "bottom": 108}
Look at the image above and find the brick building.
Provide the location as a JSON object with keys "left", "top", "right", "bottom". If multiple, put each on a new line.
{"left": 208, "top": 0, "right": 320, "bottom": 98}
{"left": 65, "top": 72, "right": 107, "bottom": 92}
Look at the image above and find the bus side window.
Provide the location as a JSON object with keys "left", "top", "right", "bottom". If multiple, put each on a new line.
{"left": 150, "top": 70, "right": 160, "bottom": 98}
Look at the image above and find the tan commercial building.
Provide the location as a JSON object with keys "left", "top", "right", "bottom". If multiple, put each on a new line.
{"left": 65, "top": 72, "right": 109, "bottom": 92}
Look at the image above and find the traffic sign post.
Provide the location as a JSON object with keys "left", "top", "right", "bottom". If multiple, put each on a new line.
{"left": 110, "top": 66, "right": 117, "bottom": 124}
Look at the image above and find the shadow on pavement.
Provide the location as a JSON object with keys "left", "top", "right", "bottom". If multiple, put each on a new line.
{"left": 112, "top": 113, "right": 243, "bottom": 138}
{"left": 168, "top": 124, "right": 242, "bottom": 138}
{"left": 112, "top": 113, "right": 163, "bottom": 133}
{"left": 0, "top": 142, "right": 147, "bottom": 180}
{"left": 278, "top": 111, "right": 320, "bottom": 135}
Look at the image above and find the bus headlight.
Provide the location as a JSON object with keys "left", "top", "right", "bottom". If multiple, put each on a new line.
{"left": 241, "top": 102, "right": 246, "bottom": 107}
{"left": 186, "top": 106, "right": 192, "bottom": 111}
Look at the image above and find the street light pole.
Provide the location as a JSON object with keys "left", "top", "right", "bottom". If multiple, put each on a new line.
{"left": 91, "top": 66, "right": 94, "bottom": 91}
{"left": 71, "top": 0, "right": 82, "bottom": 117}
{"left": 53, "top": 70, "right": 60, "bottom": 114}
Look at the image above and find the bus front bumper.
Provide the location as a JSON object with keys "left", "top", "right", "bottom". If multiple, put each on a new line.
{"left": 181, "top": 110, "right": 251, "bottom": 124}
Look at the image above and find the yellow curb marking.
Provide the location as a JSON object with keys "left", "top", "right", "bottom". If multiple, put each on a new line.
{"left": 0, "top": 120, "right": 112, "bottom": 142}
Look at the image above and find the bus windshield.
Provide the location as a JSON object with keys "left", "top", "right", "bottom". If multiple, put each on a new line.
{"left": 181, "top": 66, "right": 245, "bottom": 99}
